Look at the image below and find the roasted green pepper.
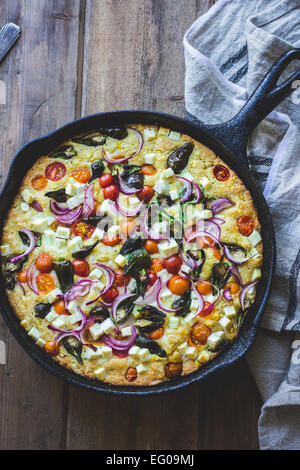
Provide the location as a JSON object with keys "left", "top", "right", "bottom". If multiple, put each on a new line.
{"left": 120, "top": 236, "right": 143, "bottom": 256}
{"left": 72, "top": 132, "right": 106, "bottom": 147}
{"left": 62, "top": 336, "right": 83, "bottom": 364}
{"left": 89, "top": 159, "right": 105, "bottom": 183}
{"left": 72, "top": 241, "right": 99, "bottom": 260}
{"left": 34, "top": 302, "right": 51, "bottom": 319}
{"left": 123, "top": 249, "right": 151, "bottom": 276}
{"left": 99, "top": 126, "right": 128, "bottom": 140}
{"left": 173, "top": 290, "right": 191, "bottom": 317}
{"left": 167, "top": 142, "right": 194, "bottom": 174}
{"left": 45, "top": 188, "right": 68, "bottom": 203}
{"left": 135, "top": 334, "right": 167, "bottom": 358}
{"left": 49, "top": 144, "right": 77, "bottom": 160}
{"left": 54, "top": 259, "right": 74, "bottom": 293}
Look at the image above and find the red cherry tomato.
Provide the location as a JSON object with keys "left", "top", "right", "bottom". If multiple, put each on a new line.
{"left": 102, "top": 236, "right": 120, "bottom": 247}
{"left": 103, "top": 184, "right": 118, "bottom": 201}
{"left": 72, "top": 259, "right": 90, "bottom": 277}
{"left": 163, "top": 255, "right": 183, "bottom": 275}
{"left": 114, "top": 269, "right": 130, "bottom": 287}
{"left": 101, "top": 286, "right": 119, "bottom": 304}
{"left": 72, "top": 168, "right": 91, "bottom": 184}
{"left": 148, "top": 273, "right": 158, "bottom": 286}
{"left": 99, "top": 173, "right": 114, "bottom": 188}
{"left": 45, "top": 162, "right": 66, "bottom": 181}
{"left": 36, "top": 253, "right": 54, "bottom": 273}
{"left": 137, "top": 185, "right": 155, "bottom": 203}
{"left": 73, "top": 220, "right": 95, "bottom": 240}
{"left": 213, "top": 165, "right": 230, "bottom": 182}
{"left": 31, "top": 174, "right": 48, "bottom": 191}
{"left": 237, "top": 215, "right": 255, "bottom": 236}
{"left": 168, "top": 275, "right": 190, "bottom": 296}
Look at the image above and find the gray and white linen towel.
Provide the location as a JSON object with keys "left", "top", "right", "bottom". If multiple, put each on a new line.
{"left": 184, "top": 0, "right": 300, "bottom": 450}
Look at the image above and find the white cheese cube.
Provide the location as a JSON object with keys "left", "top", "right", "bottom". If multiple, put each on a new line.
{"left": 121, "top": 327, "right": 132, "bottom": 337}
{"left": 66, "top": 300, "right": 77, "bottom": 315}
{"left": 101, "top": 345, "right": 113, "bottom": 359}
{"left": 128, "top": 195, "right": 141, "bottom": 208}
{"left": 190, "top": 299, "right": 199, "bottom": 311}
{"left": 45, "top": 288, "right": 62, "bottom": 303}
{"left": 154, "top": 179, "right": 169, "bottom": 194}
{"left": 90, "top": 227, "right": 105, "bottom": 241}
{"left": 20, "top": 202, "right": 29, "bottom": 212}
{"left": 20, "top": 319, "right": 30, "bottom": 331}
{"left": 204, "top": 294, "right": 218, "bottom": 304}
{"left": 181, "top": 170, "right": 194, "bottom": 181}
{"left": 129, "top": 346, "right": 141, "bottom": 358}
{"left": 138, "top": 348, "right": 151, "bottom": 361}
{"left": 28, "top": 327, "right": 41, "bottom": 341}
{"left": 115, "top": 254, "right": 127, "bottom": 268}
{"left": 157, "top": 269, "right": 172, "bottom": 283}
{"left": 249, "top": 248, "right": 259, "bottom": 258}
{"left": 144, "top": 153, "right": 155, "bottom": 165}
{"left": 43, "top": 229, "right": 56, "bottom": 246}
{"left": 199, "top": 176, "right": 210, "bottom": 188}
{"left": 47, "top": 215, "right": 56, "bottom": 226}
{"left": 127, "top": 278, "right": 137, "bottom": 293}
{"left": 143, "top": 128, "right": 156, "bottom": 141}
{"left": 83, "top": 346, "right": 103, "bottom": 360}
{"left": 199, "top": 209, "right": 213, "bottom": 220}
{"left": 169, "top": 317, "right": 180, "bottom": 329}
{"left": 68, "top": 312, "right": 82, "bottom": 325}
{"left": 158, "top": 238, "right": 179, "bottom": 258}
{"left": 68, "top": 236, "right": 83, "bottom": 253}
{"left": 67, "top": 195, "right": 81, "bottom": 210}
{"left": 248, "top": 230, "right": 262, "bottom": 247}
{"left": 223, "top": 305, "right": 236, "bottom": 319}
{"left": 161, "top": 168, "right": 174, "bottom": 179}
{"left": 45, "top": 310, "right": 59, "bottom": 323}
{"left": 54, "top": 238, "right": 67, "bottom": 251}
{"left": 22, "top": 189, "right": 34, "bottom": 203}
{"left": 94, "top": 366, "right": 106, "bottom": 380}
{"left": 52, "top": 316, "right": 68, "bottom": 329}
{"left": 66, "top": 183, "right": 76, "bottom": 196}
{"left": 136, "top": 363, "right": 147, "bottom": 374}
{"left": 180, "top": 265, "right": 192, "bottom": 276}
{"left": 198, "top": 350, "right": 210, "bottom": 363}
{"left": 170, "top": 189, "right": 180, "bottom": 201}
{"left": 101, "top": 318, "right": 115, "bottom": 335}
{"left": 219, "top": 316, "right": 232, "bottom": 330}
{"left": 185, "top": 346, "right": 197, "bottom": 359}
{"left": 159, "top": 287, "right": 173, "bottom": 302}
{"left": 252, "top": 268, "right": 261, "bottom": 281}
{"left": 89, "top": 268, "right": 103, "bottom": 280}
{"left": 169, "top": 131, "right": 181, "bottom": 141}
{"left": 56, "top": 226, "right": 71, "bottom": 239}
{"left": 36, "top": 338, "right": 46, "bottom": 348}
{"left": 152, "top": 221, "right": 169, "bottom": 236}
{"left": 177, "top": 343, "right": 188, "bottom": 355}
{"left": 107, "top": 224, "right": 119, "bottom": 238}
{"left": 207, "top": 331, "right": 225, "bottom": 349}
{"left": 89, "top": 322, "right": 104, "bottom": 340}
{"left": 32, "top": 216, "right": 50, "bottom": 232}
{"left": 158, "top": 127, "right": 169, "bottom": 136}
{"left": 0, "top": 245, "right": 11, "bottom": 256}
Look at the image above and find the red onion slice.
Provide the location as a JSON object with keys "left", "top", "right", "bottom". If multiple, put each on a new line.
{"left": 140, "top": 206, "right": 169, "bottom": 241}
{"left": 31, "top": 200, "right": 43, "bottom": 212}
{"left": 135, "top": 278, "right": 161, "bottom": 305}
{"left": 180, "top": 249, "right": 204, "bottom": 269}
{"left": 229, "top": 265, "right": 243, "bottom": 286}
{"left": 10, "top": 228, "right": 36, "bottom": 263}
{"left": 50, "top": 201, "right": 69, "bottom": 215}
{"left": 240, "top": 281, "right": 258, "bottom": 310}
{"left": 176, "top": 176, "right": 193, "bottom": 203}
{"left": 64, "top": 279, "right": 95, "bottom": 303}
{"left": 210, "top": 197, "right": 234, "bottom": 215}
{"left": 223, "top": 246, "right": 254, "bottom": 265}
{"left": 103, "top": 325, "right": 137, "bottom": 351}
{"left": 223, "top": 288, "right": 233, "bottom": 301}
{"left": 186, "top": 230, "right": 222, "bottom": 251}
{"left": 157, "top": 282, "right": 181, "bottom": 312}
{"left": 26, "top": 260, "right": 39, "bottom": 295}
{"left": 191, "top": 284, "right": 204, "bottom": 317}
{"left": 114, "top": 198, "right": 144, "bottom": 217}
{"left": 103, "top": 127, "right": 144, "bottom": 165}
{"left": 56, "top": 206, "right": 83, "bottom": 225}
{"left": 111, "top": 292, "right": 136, "bottom": 325}
{"left": 192, "top": 182, "right": 203, "bottom": 203}
{"left": 86, "top": 264, "right": 116, "bottom": 305}
{"left": 82, "top": 183, "right": 94, "bottom": 218}
{"left": 16, "top": 278, "right": 26, "bottom": 295}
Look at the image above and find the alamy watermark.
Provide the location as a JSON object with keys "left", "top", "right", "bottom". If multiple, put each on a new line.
{"left": 291, "top": 80, "right": 300, "bottom": 105}
{"left": 0, "top": 340, "right": 6, "bottom": 365}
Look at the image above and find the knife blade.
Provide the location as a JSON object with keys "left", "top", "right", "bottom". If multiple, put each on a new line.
{"left": 0, "top": 23, "right": 21, "bottom": 63}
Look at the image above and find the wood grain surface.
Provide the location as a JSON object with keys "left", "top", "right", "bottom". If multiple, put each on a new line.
{"left": 0, "top": 0, "right": 262, "bottom": 450}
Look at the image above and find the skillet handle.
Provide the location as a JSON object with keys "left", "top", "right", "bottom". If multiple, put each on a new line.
{"left": 196, "top": 49, "right": 300, "bottom": 166}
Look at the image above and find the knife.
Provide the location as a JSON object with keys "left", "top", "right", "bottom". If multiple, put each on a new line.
{"left": 0, "top": 23, "right": 21, "bottom": 63}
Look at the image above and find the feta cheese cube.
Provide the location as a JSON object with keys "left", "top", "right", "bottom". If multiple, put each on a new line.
{"left": 100, "top": 318, "right": 115, "bottom": 335}
{"left": 22, "top": 189, "right": 34, "bottom": 203}
{"left": 138, "top": 348, "right": 151, "bottom": 361}
{"left": 56, "top": 226, "right": 71, "bottom": 239}
{"left": 154, "top": 179, "right": 169, "bottom": 194}
{"left": 161, "top": 168, "right": 174, "bottom": 179}
{"left": 178, "top": 343, "right": 188, "bottom": 355}
{"left": 45, "top": 310, "right": 59, "bottom": 323}
{"left": 158, "top": 127, "right": 169, "bottom": 136}
{"left": 128, "top": 195, "right": 141, "bottom": 208}
{"left": 158, "top": 238, "right": 179, "bottom": 258}
{"left": 219, "top": 316, "right": 232, "bottom": 330}
{"left": 129, "top": 346, "right": 141, "bottom": 357}
{"left": 199, "top": 176, "right": 210, "bottom": 188}
{"left": 190, "top": 299, "right": 199, "bottom": 311}
{"left": 94, "top": 366, "right": 106, "bottom": 380}
{"left": 89, "top": 322, "right": 104, "bottom": 340}
{"left": 207, "top": 331, "right": 225, "bottom": 349}
{"left": 54, "top": 238, "right": 67, "bottom": 251}
{"left": 101, "top": 345, "right": 113, "bottom": 359}
{"left": 181, "top": 170, "right": 194, "bottom": 181}
{"left": 223, "top": 305, "right": 236, "bottom": 319}
{"left": 198, "top": 350, "right": 210, "bottom": 363}
{"left": 0, "top": 245, "right": 11, "bottom": 256}
{"left": 160, "top": 287, "right": 173, "bottom": 302}
{"left": 143, "top": 128, "right": 156, "bottom": 141}
{"left": 185, "top": 346, "right": 197, "bottom": 359}
{"left": 20, "top": 202, "right": 29, "bottom": 212}
{"left": 152, "top": 221, "right": 169, "bottom": 235}
{"left": 43, "top": 229, "right": 56, "bottom": 247}
{"left": 121, "top": 327, "right": 132, "bottom": 337}
{"left": 36, "top": 338, "right": 46, "bottom": 348}
{"left": 252, "top": 268, "right": 261, "bottom": 281}
{"left": 127, "top": 278, "right": 137, "bottom": 292}
{"left": 20, "top": 319, "right": 30, "bottom": 331}
{"left": 170, "top": 188, "right": 180, "bottom": 201}
{"left": 28, "top": 327, "right": 41, "bottom": 341}
{"left": 169, "top": 131, "right": 181, "bottom": 141}
{"left": 45, "top": 288, "right": 62, "bottom": 304}
{"left": 107, "top": 224, "right": 119, "bottom": 239}
{"left": 47, "top": 215, "right": 56, "bottom": 226}
{"left": 66, "top": 300, "right": 77, "bottom": 315}
{"left": 169, "top": 316, "right": 180, "bottom": 329}
{"left": 157, "top": 269, "right": 172, "bottom": 283}
{"left": 68, "top": 312, "right": 82, "bottom": 325}
{"left": 67, "top": 195, "right": 82, "bottom": 210}
{"left": 89, "top": 268, "right": 103, "bottom": 280}
{"left": 136, "top": 363, "right": 147, "bottom": 374}
{"left": 66, "top": 182, "right": 85, "bottom": 196}
{"left": 199, "top": 209, "right": 213, "bottom": 220}
{"left": 52, "top": 316, "right": 68, "bottom": 329}
{"left": 115, "top": 254, "right": 127, "bottom": 268}
{"left": 32, "top": 216, "right": 50, "bottom": 231}
{"left": 68, "top": 236, "right": 83, "bottom": 253}
{"left": 180, "top": 265, "right": 192, "bottom": 276}
{"left": 204, "top": 294, "right": 218, "bottom": 304}
{"left": 144, "top": 153, "right": 155, "bottom": 165}
{"left": 83, "top": 346, "right": 103, "bottom": 360}
{"left": 248, "top": 230, "right": 262, "bottom": 246}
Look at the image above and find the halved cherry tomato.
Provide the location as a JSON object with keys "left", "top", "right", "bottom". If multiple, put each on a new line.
{"left": 17, "top": 270, "right": 27, "bottom": 283}
{"left": 237, "top": 215, "right": 255, "bottom": 236}
{"left": 165, "top": 361, "right": 183, "bottom": 378}
{"left": 103, "top": 184, "right": 118, "bottom": 201}
{"left": 200, "top": 301, "right": 215, "bottom": 318}
{"left": 120, "top": 220, "right": 137, "bottom": 239}
{"left": 225, "top": 282, "right": 241, "bottom": 295}
{"left": 72, "top": 259, "right": 90, "bottom": 277}
{"left": 149, "top": 258, "right": 163, "bottom": 274}
{"left": 36, "top": 273, "right": 55, "bottom": 294}
{"left": 188, "top": 322, "right": 211, "bottom": 347}
{"left": 125, "top": 366, "right": 138, "bottom": 382}
{"left": 148, "top": 327, "right": 164, "bottom": 340}
{"left": 101, "top": 286, "right": 119, "bottom": 304}
{"left": 145, "top": 240, "right": 158, "bottom": 255}
{"left": 45, "top": 162, "right": 66, "bottom": 181}
{"left": 197, "top": 281, "right": 212, "bottom": 296}
{"left": 163, "top": 255, "right": 182, "bottom": 275}
{"left": 72, "top": 168, "right": 91, "bottom": 184}
{"left": 45, "top": 341, "right": 60, "bottom": 356}
{"left": 141, "top": 164, "right": 157, "bottom": 176}
{"left": 114, "top": 269, "right": 130, "bottom": 287}
{"left": 54, "top": 299, "right": 67, "bottom": 315}
{"left": 168, "top": 275, "right": 190, "bottom": 296}
{"left": 137, "top": 185, "right": 155, "bottom": 203}
{"left": 99, "top": 173, "right": 114, "bottom": 188}
{"left": 73, "top": 220, "right": 95, "bottom": 240}
{"left": 102, "top": 236, "right": 120, "bottom": 247}
{"left": 148, "top": 273, "right": 158, "bottom": 286}
{"left": 31, "top": 174, "right": 47, "bottom": 191}
{"left": 213, "top": 165, "right": 230, "bottom": 181}
{"left": 36, "top": 253, "right": 54, "bottom": 273}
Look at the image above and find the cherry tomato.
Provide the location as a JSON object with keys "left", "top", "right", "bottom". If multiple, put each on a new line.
{"left": 114, "top": 269, "right": 130, "bottom": 287}
{"left": 103, "top": 184, "right": 118, "bottom": 201}
{"left": 137, "top": 185, "right": 155, "bottom": 203}
{"left": 141, "top": 164, "right": 157, "bottom": 176}
{"left": 101, "top": 286, "right": 119, "bottom": 304}
{"left": 44, "top": 341, "right": 60, "bottom": 356}
{"left": 148, "top": 327, "right": 164, "bottom": 340}
{"left": 163, "top": 255, "right": 182, "bottom": 275}
{"left": 99, "top": 173, "right": 114, "bottom": 188}
{"left": 73, "top": 220, "right": 95, "bottom": 240}
{"left": 72, "top": 259, "right": 90, "bottom": 277}
{"left": 72, "top": 168, "right": 91, "bottom": 183}
{"left": 225, "top": 282, "right": 241, "bottom": 295}
{"left": 197, "top": 281, "right": 212, "bottom": 296}
{"left": 168, "top": 275, "right": 190, "bottom": 296}
{"left": 31, "top": 174, "right": 47, "bottom": 191}
{"left": 237, "top": 215, "right": 255, "bottom": 236}
{"left": 102, "top": 236, "right": 120, "bottom": 247}
{"left": 36, "top": 253, "right": 54, "bottom": 273}
{"left": 145, "top": 240, "right": 158, "bottom": 254}
{"left": 148, "top": 273, "right": 158, "bottom": 286}
{"left": 17, "top": 270, "right": 27, "bottom": 283}
{"left": 36, "top": 273, "right": 55, "bottom": 294}
{"left": 200, "top": 301, "right": 215, "bottom": 318}
{"left": 54, "top": 299, "right": 67, "bottom": 315}
{"left": 120, "top": 220, "right": 137, "bottom": 239}
{"left": 45, "top": 162, "right": 66, "bottom": 181}
{"left": 149, "top": 258, "right": 163, "bottom": 274}
{"left": 165, "top": 361, "right": 183, "bottom": 378}
{"left": 213, "top": 165, "right": 230, "bottom": 181}
{"left": 125, "top": 366, "right": 138, "bottom": 382}
{"left": 188, "top": 322, "right": 211, "bottom": 347}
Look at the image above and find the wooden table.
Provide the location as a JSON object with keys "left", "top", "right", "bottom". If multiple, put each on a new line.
{"left": 0, "top": 0, "right": 262, "bottom": 450}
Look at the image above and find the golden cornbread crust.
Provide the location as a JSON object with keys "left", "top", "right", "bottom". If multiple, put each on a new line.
{"left": 1, "top": 124, "right": 262, "bottom": 386}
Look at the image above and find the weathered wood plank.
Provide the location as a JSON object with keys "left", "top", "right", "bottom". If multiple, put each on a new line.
{"left": 0, "top": 0, "right": 82, "bottom": 450}
{"left": 66, "top": 0, "right": 260, "bottom": 450}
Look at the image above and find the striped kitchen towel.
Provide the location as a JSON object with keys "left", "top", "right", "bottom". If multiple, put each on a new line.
{"left": 184, "top": 0, "right": 300, "bottom": 450}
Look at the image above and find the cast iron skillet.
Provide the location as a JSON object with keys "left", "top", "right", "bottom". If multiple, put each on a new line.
{"left": 0, "top": 50, "right": 300, "bottom": 395}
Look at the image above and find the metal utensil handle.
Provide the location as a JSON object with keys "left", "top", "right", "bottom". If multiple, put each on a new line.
{"left": 0, "top": 23, "right": 21, "bottom": 63}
